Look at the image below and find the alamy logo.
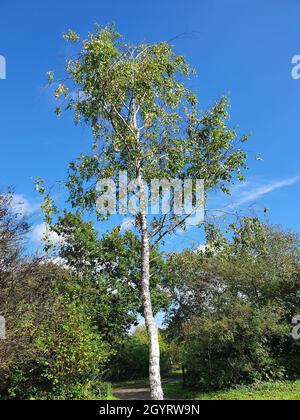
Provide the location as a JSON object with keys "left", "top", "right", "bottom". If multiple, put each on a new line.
{"left": 292, "top": 316, "right": 300, "bottom": 340}
{"left": 0, "top": 55, "right": 6, "bottom": 80}
{"left": 0, "top": 316, "right": 5, "bottom": 340}
{"left": 292, "top": 55, "right": 300, "bottom": 80}
{"left": 96, "top": 171, "right": 205, "bottom": 224}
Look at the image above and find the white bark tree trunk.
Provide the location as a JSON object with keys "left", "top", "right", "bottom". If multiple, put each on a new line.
{"left": 138, "top": 170, "right": 164, "bottom": 401}
{"left": 132, "top": 96, "right": 163, "bottom": 400}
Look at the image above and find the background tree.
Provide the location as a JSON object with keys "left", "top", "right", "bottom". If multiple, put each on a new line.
{"left": 1, "top": 261, "right": 112, "bottom": 400}
{"left": 52, "top": 212, "right": 169, "bottom": 347}
{"left": 165, "top": 220, "right": 300, "bottom": 390}
{"left": 0, "top": 191, "right": 29, "bottom": 381}
{"left": 44, "top": 23, "right": 249, "bottom": 399}
{"left": 0, "top": 193, "right": 113, "bottom": 400}
{"left": 110, "top": 325, "right": 172, "bottom": 381}
{"left": 0, "top": 191, "right": 28, "bottom": 276}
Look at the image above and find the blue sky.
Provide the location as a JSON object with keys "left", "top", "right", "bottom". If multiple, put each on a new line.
{"left": 0, "top": 0, "right": 300, "bottom": 253}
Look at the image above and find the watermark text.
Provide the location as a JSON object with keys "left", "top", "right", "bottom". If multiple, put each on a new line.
{"left": 96, "top": 171, "right": 205, "bottom": 225}
{"left": 0, "top": 55, "right": 6, "bottom": 80}
{"left": 292, "top": 55, "right": 300, "bottom": 80}
{"left": 0, "top": 316, "right": 5, "bottom": 340}
{"left": 292, "top": 315, "right": 300, "bottom": 340}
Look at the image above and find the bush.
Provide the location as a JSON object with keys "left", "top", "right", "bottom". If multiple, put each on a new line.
{"left": 182, "top": 302, "right": 288, "bottom": 390}
{"left": 166, "top": 221, "right": 300, "bottom": 391}
{"left": 0, "top": 263, "right": 111, "bottom": 400}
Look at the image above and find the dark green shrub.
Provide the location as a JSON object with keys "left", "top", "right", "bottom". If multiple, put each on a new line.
{"left": 110, "top": 326, "right": 172, "bottom": 381}
{"left": 182, "top": 302, "right": 288, "bottom": 390}
{"left": 166, "top": 222, "right": 300, "bottom": 391}
{"left": 0, "top": 264, "right": 111, "bottom": 400}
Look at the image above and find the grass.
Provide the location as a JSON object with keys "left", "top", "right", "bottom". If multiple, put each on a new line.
{"left": 112, "top": 378, "right": 149, "bottom": 391}
{"left": 105, "top": 394, "right": 119, "bottom": 400}
{"left": 163, "top": 379, "right": 300, "bottom": 400}
{"left": 112, "top": 372, "right": 300, "bottom": 400}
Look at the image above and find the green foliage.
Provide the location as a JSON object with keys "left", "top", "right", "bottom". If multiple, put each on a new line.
{"left": 30, "top": 300, "right": 110, "bottom": 400}
{"left": 51, "top": 212, "right": 169, "bottom": 342}
{"left": 163, "top": 378, "right": 300, "bottom": 400}
{"left": 110, "top": 326, "right": 172, "bottom": 381}
{"left": 0, "top": 193, "right": 114, "bottom": 400}
{"left": 0, "top": 263, "right": 111, "bottom": 400}
{"left": 44, "top": 23, "right": 249, "bottom": 237}
{"left": 166, "top": 221, "right": 300, "bottom": 391}
{"left": 181, "top": 303, "right": 287, "bottom": 390}
{"left": 53, "top": 211, "right": 100, "bottom": 276}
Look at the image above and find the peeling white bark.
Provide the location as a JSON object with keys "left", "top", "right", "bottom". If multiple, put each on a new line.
{"left": 138, "top": 170, "right": 164, "bottom": 401}
{"left": 132, "top": 96, "right": 164, "bottom": 400}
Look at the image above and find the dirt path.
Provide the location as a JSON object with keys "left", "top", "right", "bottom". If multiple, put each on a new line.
{"left": 113, "top": 378, "right": 179, "bottom": 400}
{"left": 113, "top": 385, "right": 152, "bottom": 400}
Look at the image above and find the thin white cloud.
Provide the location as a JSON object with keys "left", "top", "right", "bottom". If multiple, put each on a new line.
{"left": 10, "top": 193, "right": 40, "bottom": 217}
{"left": 120, "top": 218, "right": 135, "bottom": 234}
{"left": 228, "top": 175, "right": 300, "bottom": 209}
{"left": 196, "top": 244, "right": 206, "bottom": 253}
{"left": 30, "top": 222, "right": 62, "bottom": 246}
